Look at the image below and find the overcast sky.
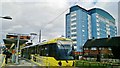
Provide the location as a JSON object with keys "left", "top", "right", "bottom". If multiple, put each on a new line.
{"left": 0, "top": 0, "right": 119, "bottom": 43}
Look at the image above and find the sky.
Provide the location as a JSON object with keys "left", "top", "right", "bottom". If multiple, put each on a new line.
{"left": 0, "top": 0, "right": 120, "bottom": 43}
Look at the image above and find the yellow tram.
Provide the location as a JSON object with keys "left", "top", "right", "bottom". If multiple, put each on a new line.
{"left": 21, "top": 37, "right": 75, "bottom": 66}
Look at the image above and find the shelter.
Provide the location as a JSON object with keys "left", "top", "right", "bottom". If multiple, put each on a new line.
{"left": 3, "top": 38, "right": 28, "bottom": 49}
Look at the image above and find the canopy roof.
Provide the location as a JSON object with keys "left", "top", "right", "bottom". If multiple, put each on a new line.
{"left": 3, "top": 38, "right": 28, "bottom": 48}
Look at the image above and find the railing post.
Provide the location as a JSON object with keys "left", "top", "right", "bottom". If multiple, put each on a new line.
{"left": 1, "top": 55, "right": 6, "bottom": 67}
{"left": 31, "top": 54, "right": 33, "bottom": 61}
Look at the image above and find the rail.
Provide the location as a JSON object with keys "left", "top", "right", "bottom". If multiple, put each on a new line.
{"left": 30, "top": 54, "right": 58, "bottom": 66}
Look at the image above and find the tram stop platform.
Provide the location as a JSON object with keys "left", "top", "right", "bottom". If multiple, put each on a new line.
{"left": 0, "top": 55, "right": 37, "bottom": 68}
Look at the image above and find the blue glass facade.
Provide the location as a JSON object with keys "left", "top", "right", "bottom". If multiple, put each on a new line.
{"left": 66, "top": 13, "right": 71, "bottom": 39}
{"left": 66, "top": 5, "right": 117, "bottom": 51}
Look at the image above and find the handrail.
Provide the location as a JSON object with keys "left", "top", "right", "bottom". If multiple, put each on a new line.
{"left": 1, "top": 54, "right": 6, "bottom": 68}
{"left": 31, "top": 54, "right": 58, "bottom": 66}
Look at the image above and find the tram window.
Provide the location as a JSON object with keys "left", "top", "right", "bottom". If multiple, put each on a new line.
{"left": 39, "top": 45, "right": 49, "bottom": 56}
{"left": 38, "top": 43, "right": 58, "bottom": 57}
{"left": 48, "top": 44, "right": 57, "bottom": 58}
{"left": 31, "top": 50, "right": 34, "bottom": 54}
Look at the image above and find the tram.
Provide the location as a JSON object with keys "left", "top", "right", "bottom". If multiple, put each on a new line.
{"left": 21, "top": 37, "right": 75, "bottom": 66}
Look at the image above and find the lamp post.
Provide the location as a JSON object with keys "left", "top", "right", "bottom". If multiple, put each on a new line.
{"left": 0, "top": 16, "right": 12, "bottom": 54}
{"left": 30, "top": 33, "right": 37, "bottom": 43}
{"left": 0, "top": 16, "right": 12, "bottom": 43}
{"left": 15, "top": 34, "right": 20, "bottom": 64}
{"left": 0, "top": 16, "right": 12, "bottom": 20}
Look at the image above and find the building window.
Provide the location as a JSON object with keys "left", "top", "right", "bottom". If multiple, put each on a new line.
{"left": 106, "top": 19, "right": 109, "bottom": 23}
{"left": 71, "top": 32, "right": 77, "bottom": 34}
{"left": 97, "top": 23, "right": 100, "bottom": 27}
{"left": 108, "top": 48, "right": 112, "bottom": 50}
{"left": 71, "top": 15, "right": 76, "bottom": 18}
{"left": 71, "top": 29, "right": 77, "bottom": 32}
{"left": 82, "top": 30, "right": 85, "bottom": 32}
{"left": 71, "top": 34, "right": 77, "bottom": 37}
{"left": 71, "top": 27, "right": 77, "bottom": 30}
{"left": 82, "top": 25, "right": 85, "bottom": 27}
{"left": 102, "top": 48, "right": 104, "bottom": 50}
{"left": 85, "top": 48, "right": 88, "bottom": 50}
{"left": 91, "top": 47, "right": 97, "bottom": 50}
{"left": 97, "top": 28, "right": 100, "bottom": 31}
{"left": 97, "top": 36, "right": 100, "bottom": 38}
{"left": 73, "top": 41, "right": 77, "bottom": 44}
{"left": 96, "top": 19, "right": 99, "bottom": 22}
{"left": 72, "top": 39, "right": 77, "bottom": 41}
{"left": 71, "top": 23, "right": 76, "bottom": 27}
{"left": 99, "top": 48, "right": 102, "bottom": 50}
{"left": 83, "top": 34, "right": 85, "bottom": 37}
{"left": 71, "top": 17, "right": 76, "bottom": 21}
{"left": 107, "top": 31, "right": 110, "bottom": 35}
{"left": 68, "top": 36, "right": 70, "bottom": 38}
{"left": 96, "top": 14, "right": 99, "bottom": 18}
{"left": 97, "top": 32, "right": 100, "bottom": 35}
{"left": 71, "top": 11, "right": 76, "bottom": 17}
{"left": 106, "top": 24, "right": 109, "bottom": 27}
{"left": 68, "top": 31, "right": 70, "bottom": 33}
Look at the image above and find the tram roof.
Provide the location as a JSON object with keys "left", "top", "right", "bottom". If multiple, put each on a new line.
{"left": 21, "top": 37, "right": 72, "bottom": 48}
{"left": 41, "top": 37, "right": 71, "bottom": 45}
{"left": 22, "top": 44, "right": 38, "bottom": 49}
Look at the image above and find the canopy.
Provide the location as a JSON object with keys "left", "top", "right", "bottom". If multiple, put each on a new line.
{"left": 3, "top": 38, "right": 28, "bottom": 49}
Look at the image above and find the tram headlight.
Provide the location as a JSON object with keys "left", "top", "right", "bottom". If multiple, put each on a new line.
{"left": 58, "top": 61, "right": 62, "bottom": 66}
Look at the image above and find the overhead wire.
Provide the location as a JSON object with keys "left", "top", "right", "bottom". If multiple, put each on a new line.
{"left": 40, "top": 1, "right": 78, "bottom": 30}
{"left": 37, "top": 1, "right": 78, "bottom": 42}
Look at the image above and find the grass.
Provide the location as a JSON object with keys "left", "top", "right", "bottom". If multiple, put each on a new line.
{"left": 75, "top": 60, "right": 111, "bottom": 67}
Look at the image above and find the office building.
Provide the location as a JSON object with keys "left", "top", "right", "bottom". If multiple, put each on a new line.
{"left": 66, "top": 5, "right": 117, "bottom": 51}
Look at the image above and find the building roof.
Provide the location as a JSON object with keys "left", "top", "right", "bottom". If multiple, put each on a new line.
{"left": 84, "top": 36, "right": 120, "bottom": 48}
{"left": 70, "top": 5, "right": 87, "bottom": 12}
{"left": 88, "top": 8, "right": 115, "bottom": 22}
{"left": 69, "top": 5, "right": 115, "bottom": 23}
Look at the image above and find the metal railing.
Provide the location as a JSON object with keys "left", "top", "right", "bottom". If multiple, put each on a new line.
{"left": 30, "top": 54, "right": 58, "bottom": 66}
{"left": 0, "top": 54, "right": 6, "bottom": 68}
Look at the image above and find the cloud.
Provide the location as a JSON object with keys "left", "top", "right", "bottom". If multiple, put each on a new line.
{"left": 1, "top": 0, "right": 70, "bottom": 43}
{"left": 97, "top": 0, "right": 119, "bottom": 2}
{"left": 0, "top": 0, "right": 119, "bottom": 44}
{"left": 12, "top": 25, "right": 23, "bottom": 29}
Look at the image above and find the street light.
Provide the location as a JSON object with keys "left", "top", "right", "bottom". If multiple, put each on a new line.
{"left": 0, "top": 16, "right": 12, "bottom": 20}
{"left": 0, "top": 16, "right": 12, "bottom": 61}
{"left": 30, "top": 33, "right": 37, "bottom": 43}
{"left": 0, "top": 16, "right": 12, "bottom": 44}
{"left": 16, "top": 34, "right": 20, "bottom": 64}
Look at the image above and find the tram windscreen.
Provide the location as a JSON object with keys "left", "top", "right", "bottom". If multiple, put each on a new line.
{"left": 57, "top": 40, "right": 74, "bottom": 60}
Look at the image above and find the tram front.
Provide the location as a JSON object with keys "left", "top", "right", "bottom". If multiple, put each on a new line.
{"left": 56, "top": 40, "right": 74, "bottom": 66}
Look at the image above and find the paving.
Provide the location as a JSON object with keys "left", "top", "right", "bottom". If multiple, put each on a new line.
{"left": 0, "top": 57, "right": 38, "bottom": 68}
{"left": 5, "top": 59, "right": 37, "bottom": 66}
